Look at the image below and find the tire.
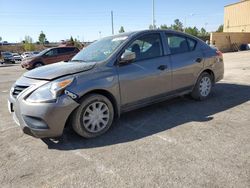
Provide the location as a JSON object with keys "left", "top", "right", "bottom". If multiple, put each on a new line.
{"left": 191, "top": 72, "right": 212, "bottom": 101}
{"left": 33, "top": 62, "right": 44, "bottom": 68}
{"left": 72, "top": 94, "right": 114, "bottom": 138}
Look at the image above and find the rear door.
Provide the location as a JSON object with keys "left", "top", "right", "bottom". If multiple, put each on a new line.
{"left": 165, "top": 33, "right": 204, "bottom": 91}
{"left": 117, "top": 33, "right": 172, "bottom": 108}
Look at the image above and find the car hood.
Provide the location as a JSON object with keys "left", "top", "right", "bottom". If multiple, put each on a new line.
{"left": 24, "top": 61, "right": 96, "bottom": 80}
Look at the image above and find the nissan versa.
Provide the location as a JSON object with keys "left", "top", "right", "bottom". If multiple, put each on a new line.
{"left": 8, "top": 30, "right": 224, "bottom": 138}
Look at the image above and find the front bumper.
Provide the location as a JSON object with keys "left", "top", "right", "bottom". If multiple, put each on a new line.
{"left": 8, "top": 82, "right": 79, "bottom": 138}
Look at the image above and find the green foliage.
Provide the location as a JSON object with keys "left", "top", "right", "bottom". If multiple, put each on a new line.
{"left": 200, "top": 27, "right": 208, "bottom": 36}
{"left": 160, "top": 24, "right": 170, "bottom": 29}
{"left": 119, "top": 26, "right": 125, "bottom": 33}
{"left": 67, "top": 36, "right": 82, "bottom": 49}
{"left": 38, "top": 31, "right": 46, "bottom": 44}
{"left": 0, "top": 36, "right": 2, "bottom": 41}
{"left": 74, "top": 38, "right": 82, "bottom": 49}
{"left": 216, "top": 25, "right": 224, "bottom": 32}
{"left": 171, "top": 19, "right": 184, "bottom": 32}
{"left": 185, "top": 27, "right": 199, "bottom": 36}
{"left": 151, "top": 18, "right": 211, "bottom": 39}
{"left": 23, "top": 35, "right": 35, "bottom": 51}
{"left": 70, "top": 36, "right": 74, "bottom": 43}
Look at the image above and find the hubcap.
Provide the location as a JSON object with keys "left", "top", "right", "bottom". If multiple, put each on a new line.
{"left": 82, "top": 102, "right": 110, "bottom": 133}
{"left": 199, "top": 76, "right": 212, "bottom": 97}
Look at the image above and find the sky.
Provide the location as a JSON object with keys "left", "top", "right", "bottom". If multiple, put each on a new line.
{"left": 0, "top": 0, "right": 237, "bottom": 43}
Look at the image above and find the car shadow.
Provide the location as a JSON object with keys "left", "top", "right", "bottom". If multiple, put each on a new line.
{"left": 42, "top": 83, "right": 250, "bottom": 150}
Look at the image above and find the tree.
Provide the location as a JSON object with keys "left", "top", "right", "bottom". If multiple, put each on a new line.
{"left": 38, "top": 31, "right": 46, "bottom": 44}
{"left": 216, "top": 25, "right": 224, "bottom": 32}
{"left": 149, "top": 24, "right": 154, "bottom": 29}
{"left": 70, "top": 36, "right": 74, "bottom": 43}
{"left": 160, "top": 24, "right": 169, "bottom": 29}
{"left": 0, "top": 36, "right": 2, "bottom": 42}
{"left": 23, "top": 35, "right": 35, "bottom": 51}
{"left": 200, "top": 27, "right": 208, "bottom": 36}
{"left": 119, "top": 26, "right": 125, "bottom": 33}
{"left": 171, "top": 19, "right": 184, "bottom": 31}
{"left": 74, "top": 38, "right": 82, "bottom": 49}
{"left": 185, "top": 27, "right": 199, "bottom": 36}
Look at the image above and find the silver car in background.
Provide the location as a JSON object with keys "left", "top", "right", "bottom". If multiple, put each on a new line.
{"left": 8, "top": 30, "right": 224, "bottom": 138}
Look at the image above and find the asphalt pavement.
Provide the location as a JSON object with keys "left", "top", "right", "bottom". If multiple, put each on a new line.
{"left": 0, "top": 52, "right": 249, "bottom": 188}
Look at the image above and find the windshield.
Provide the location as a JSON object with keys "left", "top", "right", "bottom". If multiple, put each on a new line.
{"left": 72, "top": 36, "right": 128, "bottom": 62}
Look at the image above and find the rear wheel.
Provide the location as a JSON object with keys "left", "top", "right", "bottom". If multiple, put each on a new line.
{"left": 191, "top": 72, "right": 212, "bottom": 101}
{"left": 72, "top": 94, "right": 114, "bottom": 138}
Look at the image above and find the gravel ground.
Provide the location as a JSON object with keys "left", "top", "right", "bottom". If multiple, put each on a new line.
{"left": 0, "top": 52, "right": 249, "bottom": 188}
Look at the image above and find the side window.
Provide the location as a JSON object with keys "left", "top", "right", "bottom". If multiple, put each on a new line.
{"left": 125, "top": 33, "right": 163, "bottom": 61}
{"left": 45, "top": 49, "right": 58, "bottom": 57}
{"left": 166, "top": 34, "right": 189, "bottom": 54}
{"left": 58, "top": 48, "right": 75, "bottom": 54}
{"left": 166, "top": 34, "right": 197, "bottom": 54}
{"left": 187, "top": 38, "right": 197, "bottom": 51}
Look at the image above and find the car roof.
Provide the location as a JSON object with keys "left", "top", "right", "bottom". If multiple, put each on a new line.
{"left": 52, "top": 46, "right": 77, "bottom": 49}
{"left": 111, "top": 29, "right": 201, "bottom": 41}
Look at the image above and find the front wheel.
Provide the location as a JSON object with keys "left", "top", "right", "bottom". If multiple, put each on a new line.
{"left": 72, "top": 94, "right": 114, "bottom": 138}
{"left": 191, "top": 72, "right": 212, "bottom": 101}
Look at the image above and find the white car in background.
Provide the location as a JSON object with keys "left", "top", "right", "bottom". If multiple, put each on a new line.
{"left": 21, "top": 52, "right": 33, "bottom": 59}
{"left": 12, "top": 53, "right": 22, "bottom": 62}
{"left": 21, "top": 51, "right": 40, "bottom": 59}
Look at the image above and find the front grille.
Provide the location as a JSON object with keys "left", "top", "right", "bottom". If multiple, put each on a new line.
{"left": 12, "top": 85, "right": 29, "bottom": 98}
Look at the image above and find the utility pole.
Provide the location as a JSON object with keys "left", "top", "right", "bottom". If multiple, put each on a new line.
{"left": 152, "top": 0, "right": 156, "bottom": 29}
{"left": 111, "top": 11, "right": 114, "bottom": 35}
{"left": 184, "top": 13, "right": 195, "bottom": 32}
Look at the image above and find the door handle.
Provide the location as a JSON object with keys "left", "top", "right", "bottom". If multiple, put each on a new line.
{"left": 196, "top": 58, "right": 203, "bottom": 63}
{"left": 158, "top": 65, "right": 167, "bottom": 71}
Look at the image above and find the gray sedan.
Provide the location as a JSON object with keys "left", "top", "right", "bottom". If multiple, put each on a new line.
{"left": 8, "top": 30, "right": 224, "bottom": 138}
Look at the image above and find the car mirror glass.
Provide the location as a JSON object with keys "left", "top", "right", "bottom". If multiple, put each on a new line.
{"left": 119, "top": 51, "right": 136, "bottom": 64}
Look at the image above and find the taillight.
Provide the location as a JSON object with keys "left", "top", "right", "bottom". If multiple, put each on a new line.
{"left": 216, "top": 50, "right": 223, "bottom": 63}
{"left": 216, "top": 50, "right": 223, "bottom": 58}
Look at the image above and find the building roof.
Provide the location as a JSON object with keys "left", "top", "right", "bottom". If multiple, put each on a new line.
{"left": 225, "top": 0, "right": 250, "bottom": 8}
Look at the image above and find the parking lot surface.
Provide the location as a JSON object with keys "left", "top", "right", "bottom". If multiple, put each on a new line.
{"left": 0, "top": 52, "right": 249, "bottom": 188}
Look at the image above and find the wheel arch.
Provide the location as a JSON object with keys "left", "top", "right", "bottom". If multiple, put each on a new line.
{"left": 65, "top": 89, "right": 120, "bottom": 129}
{"left": 79, "top": 89, "right": 119, "bottom": 118}
{"left": 201, "top": 69, "right": 215, "bottom": 84}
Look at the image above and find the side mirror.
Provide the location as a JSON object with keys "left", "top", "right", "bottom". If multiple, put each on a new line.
{"left": 119, "top": 51, "right": 136, "bottom": 64}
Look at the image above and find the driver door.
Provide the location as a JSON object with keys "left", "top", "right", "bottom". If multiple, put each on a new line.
{"left": 117, "top": 33, "right": 172, "bottom": 110}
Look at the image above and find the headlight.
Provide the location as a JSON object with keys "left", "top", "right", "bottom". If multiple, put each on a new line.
{"left": 26, "top": 77, "right": 74, "bottom": 103}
